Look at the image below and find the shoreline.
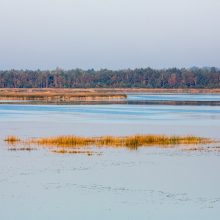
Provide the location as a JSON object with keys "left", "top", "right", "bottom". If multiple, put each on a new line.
{"left": 1, "top": 88, "right": 220, "bottom": 104}
{"left": 1, "top": 88, "right": 220, "bottom": 94}
{"left": 0, "top": 88, "right": 127, "bottom": 101}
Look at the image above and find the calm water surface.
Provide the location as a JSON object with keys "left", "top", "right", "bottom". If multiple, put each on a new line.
{"left": 128, "top": 93, "right": 220, "bottom": 102}
{"left": 0, "top": 94, "right": 220, "bottom": 220}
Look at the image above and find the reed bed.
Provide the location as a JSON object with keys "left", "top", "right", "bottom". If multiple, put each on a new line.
{"left": 0, "top": 88, "right": 127, "bottom": 101}
{"left": 4, "top": 136, "right": 21, "bottom": 143}
{"left": 29, "top": 135, "right": 210, "bottom": 149}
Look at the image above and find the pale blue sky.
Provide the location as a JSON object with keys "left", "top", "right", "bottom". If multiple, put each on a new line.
{"left": 0, "top": 0, "right": 219, "bottom": 70}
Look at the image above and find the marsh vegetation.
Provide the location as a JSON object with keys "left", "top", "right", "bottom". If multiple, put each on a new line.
{"left": 0, "top": 88, "right": 127, "bottom": 102}
{"left": 4, "top": 136, "right": 21, "bottom": 143}
{"left": 31, "top": 135, "right": 210, "bottom": 148}
{"left": 4, "top": 134, "right": 211, "bottom": 149}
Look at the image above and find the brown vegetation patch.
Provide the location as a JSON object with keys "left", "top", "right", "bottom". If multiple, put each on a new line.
{"left": 4, "top": 136, "right": 21, "bottom": 143}
{"left": 28, "top": 135, "right": 210, "bottom": 149}
{"left": 4, "top": 134, "right": 217, "bottom": 154}
{"left": 0, "top": 88, "right": 127, "bottom": 101}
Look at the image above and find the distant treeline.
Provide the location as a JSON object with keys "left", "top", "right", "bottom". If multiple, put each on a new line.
{"left": 0, "top": 67, "right": 220, "bottom": 88}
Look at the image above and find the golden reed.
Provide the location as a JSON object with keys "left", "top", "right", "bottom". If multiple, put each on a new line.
{"left": 27, "top": 135, "right": 210, "bottom": 149}
{"left": 4, "top": 136, "right": 21, "bottom": 143}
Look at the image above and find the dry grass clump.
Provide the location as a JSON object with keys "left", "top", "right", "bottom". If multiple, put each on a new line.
{"left": 4, "top": 136, "right": 21, "bottom": 143}
{"left": 34, "top": 136, "right": 93, "bottom": 147}
{"left": 98, "top": 135, "right": 209, "bottom": 148}
{"left": 29, "top": 134, "right": 209, "bottom": 149}
{"left": 0, "top": 88, "right": 127, "bottom": 101}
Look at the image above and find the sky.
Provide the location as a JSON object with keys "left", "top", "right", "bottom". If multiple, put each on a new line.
{"left": 0, "top": 0, "right": 219, "bottom": 70}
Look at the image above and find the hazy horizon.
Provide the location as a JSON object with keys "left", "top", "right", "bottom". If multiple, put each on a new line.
{"left": 0, "top": 66, "right": 220, "bottom": 72}
{"left": 0, "top": 0, "right": 219, "bottom": 70}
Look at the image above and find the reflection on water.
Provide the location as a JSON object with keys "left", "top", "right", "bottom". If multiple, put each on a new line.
{"left": 0, "top": 94, "right": 220, "bottom": 220}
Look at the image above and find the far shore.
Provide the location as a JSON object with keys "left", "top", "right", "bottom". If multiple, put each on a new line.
{"left": 1, "top": 88, "right": 220, "bottom": 94}
{"left": 0, "top": 88, "right": 220, "bottom": 102}
{"left": 0, "top": 88, "right": 127, "bottom": 101}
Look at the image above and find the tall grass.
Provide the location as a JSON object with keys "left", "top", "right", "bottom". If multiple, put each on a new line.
{"left": 4, "top": 136, "right": 21, "bottom": 143}
{"left": 29, "top": 134, "right": 209, "bottom": 149}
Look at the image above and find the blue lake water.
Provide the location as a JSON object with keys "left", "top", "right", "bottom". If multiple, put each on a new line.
{"left": 0, "top": 94, "right": 220, "bottom": 220}
{"left": 128, "top": 93, "right": 220, "bottom": 102}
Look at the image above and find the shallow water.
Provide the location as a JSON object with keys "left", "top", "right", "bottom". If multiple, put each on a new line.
{"left": 128, "top": 93, "right": 220, "bottom": 102}
{"left": 0, "top": 94, "right": 220, "bottom": 220}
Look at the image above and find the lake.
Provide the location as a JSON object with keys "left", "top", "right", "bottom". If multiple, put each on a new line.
{"left": 0, "top": 94, "right": 220, "bottom": 220}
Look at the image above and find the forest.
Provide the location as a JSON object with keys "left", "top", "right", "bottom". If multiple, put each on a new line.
{"left": 0, "top": 67, "right": 220, "bottom": 88}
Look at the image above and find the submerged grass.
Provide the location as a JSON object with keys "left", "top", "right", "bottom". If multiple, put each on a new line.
{"left": 52, "top": 149, "right": 101, "bottom": 156}
{"left": 28, "top": 134, "right": 210, "bottom": 149}
{"left": 8, "top": 147, "right": 36, "bottom": 151}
